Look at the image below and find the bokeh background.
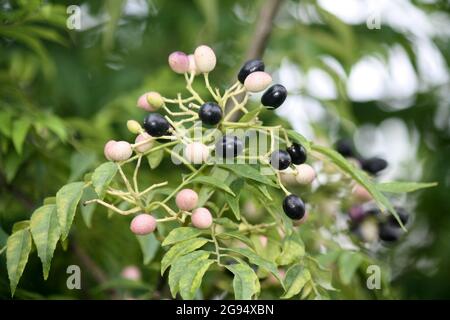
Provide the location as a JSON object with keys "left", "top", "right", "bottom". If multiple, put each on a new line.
{"left": 0, "top": 0, "right": 449, "bottom": 299}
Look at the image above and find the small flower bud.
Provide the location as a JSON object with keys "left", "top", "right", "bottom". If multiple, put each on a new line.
{"left": 134, "top": 132, "right": 153, "bottom": 153}
{"left": 175, "top": 189, "right": 199, "bottom": 211}
{"left": 191, "top": 207, "right": 213, "bottom": 229}
{"left": 130, "top": 214, "right": 157, "bottom": 235}
{"left": 168, "top": 51, "right": 190, "bottom": 74}
{"left": 295, "top": 164, "right": 316, "bottom": 185}
{"left": 108, "top": 141, "right": 133, "bottom": 162}
{"left": 127, "top": 120, "right": 142, "bottom": 134}
{"left": 121, "top": 266, "right": 141, "bottom": 281}
{"left": 146, "top": 91, "right": 164, "bottom": 109}
{"left": 185, "top": 142, "right": 209, "bottom": 164}
{"left": 352, "top": 184, "right": 373, "bottom": 202}
{"left": 194, "top": 45, "right": 216, "bottom": 73}
{"left": 244, "top": 71, "right": 272, "bottom": 92}
{"left": 188, "top": 54, "right": 200, "bottom": 75}
{"left": 137, "top": 91, "right": 163, "bottom": 111}
{"left": 104, "top": 140, "right": 116, "bottom": 161}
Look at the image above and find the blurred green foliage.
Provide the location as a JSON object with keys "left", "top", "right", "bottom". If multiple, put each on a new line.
{"left": 0, "top": 0, "right": 449, "bottom": 299}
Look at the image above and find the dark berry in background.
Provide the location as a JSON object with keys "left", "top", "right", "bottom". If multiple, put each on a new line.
{"left": 360, "top": 157, "right": 388, "bottom": 175}
{"left": 336, "top": 139, "right": 355, "bottom": 158}
{"left": 215, "top": 135, "right": 243, "bottom": 158}
{"left": 270, "top": 150, "right": 291, "bottom": 170}
{"left": 283, "top": 194, "right": 306, "bottom": 220}
{"left": 286, "top": 143, "right": 307, "bottom": 165}
{"left": 199, "top": 102, "right": 223, "bottom": 125}
{"left": 378, "top": 222, "right": 401, "bottom": 242}
{"left": 388, "top": 207, "right": 409, "bottom": 228}
{"left": 238, "top": 59, "right": 265, "bottom": 83}
{"left": 143, "top": 113, "right": 171, "bottom": 137}
{"left": 261, "top": 84, "right": 287, "bottom": 109}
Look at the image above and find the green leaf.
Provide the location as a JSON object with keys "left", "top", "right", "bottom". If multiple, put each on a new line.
{"left": 287, "top": 130, "right": 311, "bottom": 152}
{"left": 0, "top": 111, "right": 12, "bottom": 137}
{"left": 12, "top": 221, "right": 30, "bottom": 233}
{"left": 56, "top": 182, "right": 85, "bottom": 240}
{"left": 12, "top": 118, "right": 31, "bottom": 154}
{"left": 168, "top": 250, "right": 210, "bottom": 298}
{"left": 190, "top": 176, "right": 235, "bottom": 196}
{"left": 69, "top": 152, "right": 97, "bottom": 182}
{"left": 80, "top": 186, "right": 97, "bottom": 228}
{"left": 277, "top": 234, "right": 305, "bottom": 266}
{"left": 312, "top": 144, "right": 406, "bottom": 230}
{"left": 217, "top": 231, "right": 254, "bottom": 248}
{"left": 161, "top": 238, "right": 209, "bottom": 274}
{"left": 239, "top": 106, "right": 263, "bottom": 123}
{"left": 226, "top": 247, "right": 283, "bottom": 286}
{"left": 162, "top": 227, "right": 203, "bottom": 246}
{"left": 179, "top": 259, "right": 214, "bottom": 299}
{"left": 377, "top": 181, "right": 438, "bottom": 193}
{"left": 338, "top": 251, "right": 363, "bottom": 285}
{"left": 220, "top": 164, "right": 278, "bottom": 188}
{"left": 197, "top": 167, "right": 230, "bottom": 206}
{"left": 91, "top": 162, "right": 118, "bottom": 199}
{"left": 6, "top": 229, "right": 32, "bottom": 296}
{"left": 147, "top": 148, "right": 164, "bottom": 169}
{"left": 226, "top": 262, "right": 260, "bottom": 300}
{"left": 30, "top": 204, "right": 60, "bottom": 279}
{"left": 215, "top": 217, "right": 238, "bottom": 229}
{"left": 225, "top": 178, "right": 244, "bottom": 220}
{"left": 282, "top": 264, "right": 311, "bottom": 299}
{"left": 136, "top": 234, "right": 160, "bottom": 265}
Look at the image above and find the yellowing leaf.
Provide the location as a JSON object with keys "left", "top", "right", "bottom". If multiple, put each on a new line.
{"left": 56, "top": 182, "right": 84, "bottom": 240}
{"left": 6, "top": 229, "right": 32, "bottom": 296}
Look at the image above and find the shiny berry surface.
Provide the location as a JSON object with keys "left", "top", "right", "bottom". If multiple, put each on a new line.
{"left": 270, "top": 150, "right": 291, "bottom": 170}
{"left": 286, "top": 143, "right": 307, "bottom": 165}
{"left": 143, "top": 113, "right": 170, "bottom": 137}
{"left": 199, "top": 102, "right": 223, "bottom": 125}
{"left": 261, "top": 84, "right": 287, "bottom": 109}
{"left": 361, "top": 157, "right": 388, "bottom": 175}
{"left": 215, "top": 135, "right": 243, "bottom": 158}
{"left": 283, "top": 194, "right": 306, "bottom": 220}
{"left": 238, "top": 59, "right": 265, "bottom": 83}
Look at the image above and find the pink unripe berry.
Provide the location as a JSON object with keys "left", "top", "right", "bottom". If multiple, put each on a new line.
{"left": 185, "top": 142, "right": 209, "bottom": 164}
{"left": 104, "top": 140, "right": 116, "bottom": 160}
{"left": 280, "top": 168, "right": 297, "bottom": 186}
{"left": 244, "top": 71, "right": 272, "bottom": 92}
{"left": 194, "top": 45, "right": 216, "bottom": 73}
{"left": 352, "top": 184, "right": 373, "bottom": 202}
{"left": 191, "top": 207, "right": 213, "bottom": 229}
{"left": 259, "top": 236, "right": 268, "bottom": 248}
{"left": 107, "top": 141, "right": 133, "bottom": 162}
{"left": 188, "top": 54, "right": 200, "bottom": 75}
{"left": 134, "top": 132, "right": 153, "bottom": 153}
{"left": 130, "top": 214, "right": 157, "bottom": 235}
{"left": 168, "top": 51, "right": 190, "bottom": 74}
{"left": 175, "top": 188, "right": 199, "bottom": 211}
{"left": 295, "top": 164, "right": 316, "bottom": 185}
{"left": 137, "top": 91, "right": 163, "bottom": 111}
{"left": 121, "top": 265, "right": 141, "bottom": 281}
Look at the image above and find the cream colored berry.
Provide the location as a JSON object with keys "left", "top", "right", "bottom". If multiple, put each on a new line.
{"left": 104, "top": 140, "right": 116, "bottom": 160}
{"left": 127, "top": 120, "right": 142, "bottom": 134}
{"left": 295, "top": 164, "right": 316, "bottom": 185}
{"left": 244, "top": 71, "right": 272, "bottom": 92}
{"left": 185, "top": 142, "right": 209, "bottom": 164}
{"left": 134, "top": 132, "right": 153, "bottom": 153}
{"left": 191, "top": 208, "right": 213, "bottom": 229}
{"left": 194, "top": 45, "right": 216, "bottom": 73}
{"left": 108, "top": 141, "right": 133, "bottom": 162}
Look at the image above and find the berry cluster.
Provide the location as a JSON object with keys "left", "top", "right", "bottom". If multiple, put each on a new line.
{"left": 95, "top": 44, "right": 316, "bottom": 237}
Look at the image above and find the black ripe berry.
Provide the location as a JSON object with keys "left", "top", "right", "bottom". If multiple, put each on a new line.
{"left": 261, "top": 84, "right": 287, "bottom": 109}
{"left": 283, "top": 194, "right": 306, "bottom": 220}
{"left": 361, "top": 157, "right": 388, "bottom": 175}
{"left": 270, "top": 150, "right": 291, "bottom": 170}
{"left": 335, "top": 139, "right": 354, "bottom": 158}
{"left": 286, "top": 143, "right": 307, "bottom": 165}
{"left": 143, "top": 113, "right": 171, "bottom": 137}
{"left": 378, "top": 222, "right": 400, "bottom": 242}
{"left": 388, "top": 207, "right": 409, "bottom": 228}
{"left": 199, "top": 102, "right": 223, "bottom": 125}
{"left": 238, "top": 59, "right": 265, "bottom": 83}
{"left": 215, "top": 135, "right": 243, "bottom": 158}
